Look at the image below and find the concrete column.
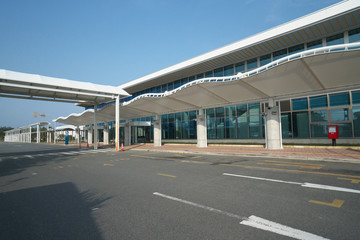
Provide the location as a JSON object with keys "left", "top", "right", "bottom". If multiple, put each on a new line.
{"left": 154, "top": 115, "right": 162, "bottom": 147}
{"left": 88, "top": 126, "right": 93, "bottom": 145}
{"left": 75, "top": 127, "right": 80, "bottom": 144}
{"left": 36, "top": 124, "right": 40, "bottom": 143}
{"left": 94, "top": 105, "right": 98, "bottom": 150}
{"left": 124, "top": 121, "right": 131, "bottom": 146}
{"left": 54, "top": 122, "right": 57, "bottom": 144}
{"left": 265, "top": 99, "right": 283, "bottom": 150}
{"left": 115, "top": 96, "right": 120, "bottom": 152}
{"left": 103, "top": 123, "right": 109, "bottom": 145}
{"left": 197, "top": 109, "right": 208, "bottom": 148}
{"left": 29, "top": 127, "right": 32, "bottom": 143}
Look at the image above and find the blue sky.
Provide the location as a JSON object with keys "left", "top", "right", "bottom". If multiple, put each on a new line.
{"left": 0, "top": 0, "right": 340, "bottom": 128}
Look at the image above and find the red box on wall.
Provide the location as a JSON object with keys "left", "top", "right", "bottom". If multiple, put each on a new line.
{"left": 328, "top": 125, "right": 339, "bottom": 139}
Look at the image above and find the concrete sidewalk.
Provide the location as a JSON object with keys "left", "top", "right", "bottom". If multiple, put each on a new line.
{"left": 124, "top": 144, "right": 360, "bottom": 163}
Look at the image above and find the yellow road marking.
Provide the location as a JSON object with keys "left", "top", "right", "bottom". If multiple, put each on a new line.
{"left": 257, "top": 162, "right": 322, "bottom": 169}
{"left": 309, "top": 199, "right": 344, "bottom": 208}
{"left": 131, "top": 154, "right": 360, "bottom": 179}
{"left": 157, "top": 173, "right": 176, "bottom": 178}
{"left": 104, "top": 163, "right": 114, "bottom": 166}
{"left": 265, "top": 160, "right": 324, "bottom": 166}
{"left": 190, "top": 156, "right": 201, "bottom": 159}
{"left": 58, "top": 166, "right": 64, "bottom": 168}
{"left": 337, "top": 177, "right": 360, "bottom": 184}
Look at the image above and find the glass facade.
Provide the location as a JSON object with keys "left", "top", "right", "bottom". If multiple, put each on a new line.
{"left": 162, "top": 111, "right": 196, "bottom": 140}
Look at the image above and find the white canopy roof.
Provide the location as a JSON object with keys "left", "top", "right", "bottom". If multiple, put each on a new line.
{"left": 55, "top": 44, "right": 360, "bottom": 125}
{"left": 0, "top": 69, "right": 129, "bottom": 105}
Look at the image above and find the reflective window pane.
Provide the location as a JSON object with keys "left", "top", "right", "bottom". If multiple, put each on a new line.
{"left": 207, "top": 119, "right": 216, "bottom": 139}
{"left": 273, "top": 49, "right": 287, "bottom": 61}
{"left": 247, "top": 58, "right": 258, "bottom": 71}
{"left": 249, "top": 102, "right": 260, "bottom": 115}
{"left": 196, "top": 73, "right": 204, "bottom": 79}
{"left": 292, "top": 98, "right": 308, "bottom": 111}
{"left": 216, "top": 107, "right": 225, "bottom": 118}
{"left": 352, "top": 91, "right": 360, "bottom": 105}
{"left": 225, "top": 117, "right": 237, "bottom": 139}
{"left": 349, "top": 28, "right": 360, "bottom": 43}
{"left": 260, "top": 54, "right": 271, "bottom": 66}
{"left": 235, "top": 62, "right": 245, "bottom": 73}
{"left": 329, "top": 93, "right": 349, "bottom": 107}
{"left": 310, "top": 95, "right": 327, "bottom": 109}
{"left": 326, "top": 33, "right": 344, "bottom": 46}
{"left": 225, "top": 106, "right": 236, "bottom": 118}
{"left": 224, "top": 64, "right": 234, "bottom": 76}
{"left": 188, "top": 76, "right": 195, "bottom": 82}
{"left": 292, "top": 111, "right": 310, "bottom": 138}
{"left": 205, "top": 71, "right": 213, "bottom": 78}
{"left": 307, "top": 39, "right": 322, "bottom": 50}
{"left": 281, "top": 113, "right": 292, "bottom": 138}
{"left": 174, "top": 80, "right": 181, "bottom": 89}
{"left": 288, "top": 44, "right": 304, "bottom": 54}
{"left": 280, "top": 100, "right": 291, "bottom": 112}
{"left": 311, "top": 110, "right": 328, "bottom": 122}
{"left": 337, "top": 123, "right": 353, "bottom": 138}
{"left": 331, "top": 108, "right": 349, "bottom": 121}
{"left": 214, "top": 67, "right": 223, "bottom": 77}
{"left": 311, "top": 124, "right": 328, "bottom": 138}
{"left": 237, "top": 104, "right": 247, "bottom": 117}
{"left": 206, "top": 108, "right": 215, "bottom": 119}
{"left": 249, "top": 115, "right": 261, "bottom": 138}
{"left": 353, "top": 107, "right": 360, "bottom": 137}
{"left": 237, "top": 116, "right": 248, "bottom": 138}
{"left": 216, "top": 118, "right": 225, "bottom": 139}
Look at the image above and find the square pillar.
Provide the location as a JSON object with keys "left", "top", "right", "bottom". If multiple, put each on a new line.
{"left": 36, "top": 124, "right": 40, "bottom": 143}
{"left": 94, "top": 105, "right": 98, "bottom": 150}
{"left": 75, "top": 127, "right": 80, "bottom": 144}
{"left": 197, "top": 109, "right": 207, "bottom": 148}
{"left": 88, "top": 126, "right": 93, "bottom": 145}
{"left": 103, "top": 123, "right": 109, "bottom": 145}
{"left": 154, "top": 115, "right": 162, "bottom": 147}
{"left": 265, "top": 100, "right": 283, "bottom": 150}
{"left": 124, "top": 121, "right": 131, "bottom": 146}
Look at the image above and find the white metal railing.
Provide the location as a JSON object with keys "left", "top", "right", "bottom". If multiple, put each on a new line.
{"left": 122, "top": 42, "right": 360, "bottom": 106}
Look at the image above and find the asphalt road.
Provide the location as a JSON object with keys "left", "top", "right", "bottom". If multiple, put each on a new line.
{"left": 0, "top": 142, "right": 359, "bottom": 240}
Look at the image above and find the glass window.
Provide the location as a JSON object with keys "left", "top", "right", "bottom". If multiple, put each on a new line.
{"left": 205, "top": 71, "right": 213, "bottom": 78}
{"left": 331, "top": 108, "right": 349, "bottom": 121}
{"left": 161, "top": 84, "right": 167, "bottom": 92}
{"left": 249, "top": 115, "right": 261, "bottom": 138}
{"left": 196, "top": 73, "right": 204, "bottom": 79}
{"left": 311, "top": 110, "right": 328, "bottom": 122}
{"left": 188, "top": 76, "right": 195, "bottom": 82}
{"left": 247, "top": 58, "right": 258, "bottom": 71}
{"left": 292, "top": 98, "right": 308, "bottom": 111}
{"left": 167, "top": 82, "right": 174, "bottom": 91}
{"left": 214, "top": 67, "right": 223, "bottom": 77}
{"left": 288, "top": 44, "right": 304, "bottom": 54}
{"left": 249, "top": 102, "right": 260, "bottom": 115}
{"left": 216, "top": 118, "right": 225, "bottom": 139}
{"left": 182, "top": 120, "right": 189, "bottom": 139}
{"left": 307, "top": 39, "right": 322, "bottom": 50}
{"left": 215, "top": 107, "right": 225, "bottom": 118}
{"left": 326, "top": 33, "right": 344, "bottom": 46}
{"left": 206, "top": 108, "right": 215, "bottom": 119}
{"left": 225, "top": 106, "right": 236, "bottom": 118}
{"left": 189, "top": 111, "right": 197, "bottom": 120}
{"left": 174, "top": 80, "right": 181, "bottom": 89}
{"left": 311, "top": 124, "right": 328, "bottom": 138}
{"left": 182, "top": 112, "right": 189, "bottom": 121}
{"left": 224, "top": 64, "right": 234, "bottom": 76}
{"left": 352, "top": 91, "right": 360, "bottom": 105}
{"left": 280, "top": 100, "right": 291, "bottom": 112}
{"left": 273, "top": 49, "right": 287, "bottom": 61}
{"left": 156, "top": 86, "right": 161, "bottom": 93}
{"left": 175, "top": 113, "right": 182, "bottom": 139}
{"left": 310, "top": 95, "right": 327, "bottom": 109}
{"left": 235, "top": 62, "right": 245, "bottom": 73}
{"left": 181, "top": 78, "right": 188, "bottom": 85}
{"left": 353, "top": 107, "right": 360, "bottom": 137}
{"left": 329, "top": 92, "right": 349, "bottom": 106}
{"left": 292, "top": 111, "right": 310, "bottom": 138}
{"left": 237, "top": 104, "right": 247, "bottom": 117}
{"left": 281, "top": 113, "right": 292, "bottom": 138}
{"left": 337, "top": 123, "right": 353, "bottom": 138}
{"left": 162, "top": 121, "right": 168, "bottom": 139}
{"left": 207, "top": 119, "right": 216, "bottom": 139}
{"left": 237, "top": 116, "right": 248, "bottom": 138}
{"left": 349, "top": 28, "right": 360, "bottom": 43}
{"left": 260, "top": 54, "right": 271, "bottom": 66}
{"left": 225, "top": 117, "right": 237, "bottom": 139}
{"left": 168, "top": 121, "right": 175, "bottom": 139}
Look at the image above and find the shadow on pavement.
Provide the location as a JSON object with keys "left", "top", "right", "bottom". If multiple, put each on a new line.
{"left": 0, "top": 182, "right": 110, "bottom": 240}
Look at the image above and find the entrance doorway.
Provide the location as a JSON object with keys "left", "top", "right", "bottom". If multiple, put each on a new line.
{"left": 131, "top": 126, "right": 151, "bottom": 144}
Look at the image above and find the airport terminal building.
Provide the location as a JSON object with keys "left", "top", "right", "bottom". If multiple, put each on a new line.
{"left": 4, "top": 0, "right": 360, "bottom": 148}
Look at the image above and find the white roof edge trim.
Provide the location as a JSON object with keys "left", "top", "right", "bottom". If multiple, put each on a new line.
{"left": 122, "top": 43, "right": 360, "bottom": 106}
{"left": 0, "top": 69, "right": 130, "bottom": 97}
{"left": 119, "top": 0, "right": 360, "bottom": 89}
{"left": 53, "top": 109, "right": 94, "bottom": 123}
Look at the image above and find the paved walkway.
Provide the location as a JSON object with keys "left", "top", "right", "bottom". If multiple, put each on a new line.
{"left": 124, "top": 144, "right": 360, "bottom": 163}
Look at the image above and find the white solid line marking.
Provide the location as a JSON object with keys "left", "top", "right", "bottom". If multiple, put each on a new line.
{"left": 25, "top": 155, "right": 34, "bottom": 158}
{"left": 153, "top": 192, "right": 328, "bottom": 240}
{"left": 223, "top": 173, "right": 360, "bottom": 194}
{"left": 240, "top": 215, "right": 329, "bottom": 240}
{"left": 153, "top": 192, "right": 245, "bottom": 220}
